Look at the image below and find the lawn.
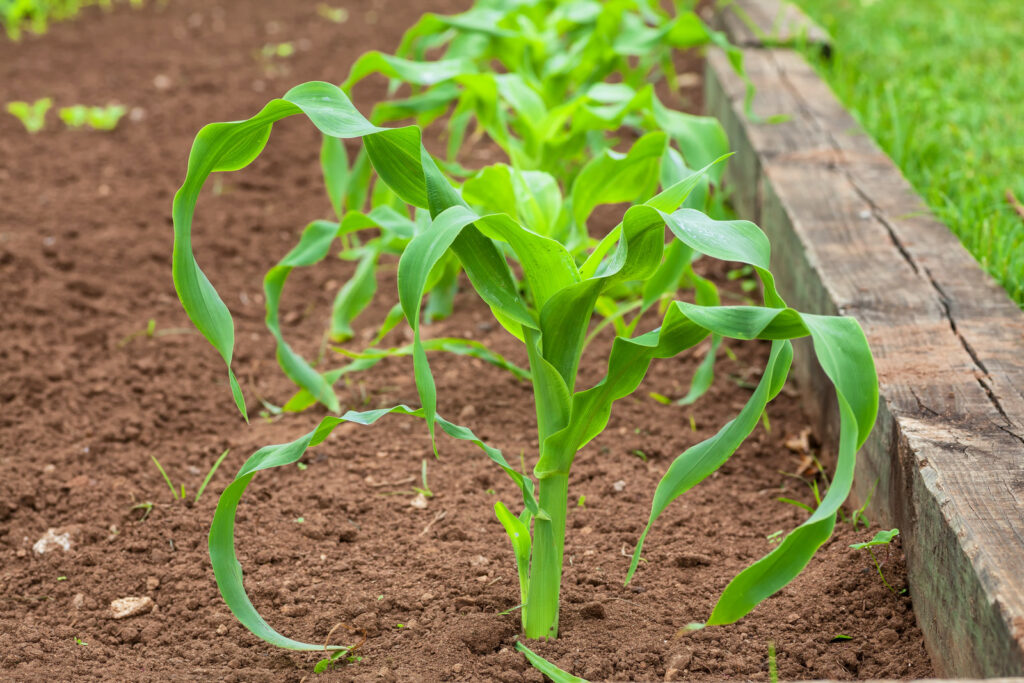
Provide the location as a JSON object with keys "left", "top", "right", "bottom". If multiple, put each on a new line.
{"left": 796, "top": 0, "right": 1024, "bottom": 304}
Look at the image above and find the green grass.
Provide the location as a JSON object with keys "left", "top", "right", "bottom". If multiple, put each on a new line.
{"left": 796, "top": 0, "right": 1024, "bottom": 304}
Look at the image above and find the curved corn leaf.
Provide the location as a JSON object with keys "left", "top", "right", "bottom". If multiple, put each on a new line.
{"left": 515, "top": 642, "right": 588, "bottom": 683}
{"left": 625, "top": 309, "right": 877, "bottom": 627}
{"left": 210, "top": 406, "right": 542, "bottom": 650}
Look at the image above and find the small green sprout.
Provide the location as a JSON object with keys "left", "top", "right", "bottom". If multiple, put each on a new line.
{"left": 413, "top": 459, "right": 433, "bottom": 498}
{"left": 294, "top": 517, "right": 305, "bottom": 524}
{"left": 56, "top": 576, "right": 67, "bottom": 582}
{"left": 296, "top": 462, "right": 308, "bottom": 471}
{"left": 766, "top": 530, "right": 784, "bottom": 545}
{"left": 648, "top": 392, "right": 672, "bottom": 405}
{"left": 851, "top": 528, "right": 901, "bottom": 593}
{"left": 261, "top": 42, "right": 294, "bottom": 59}
{"left": 768, "top": 642, "right": 778, "bottom": 683}
{"left": 59, "top": 104, "right": 127, "bottom": 131}
{"left": 630, "top": 449, "right": 648, "bottom": 462}
{"left": 831, "top": 634, "right": 853, "bottom": 642}
{"left": 131, "top": 501, "right": 154, "bottom": 522}
{"left": 74, "top": 637, "right": 88, "bottom": 647}
{"left": 316, "top": 4, "right": 348, "bottom": 23}
{"left": 150, "top": 448, "right": 230, "bottom": 503}
{"left": 576, "top": 494, "right": 586, "bottom": 508}
{"left": 6, "top": 98, "right": 52, "bottom": 133}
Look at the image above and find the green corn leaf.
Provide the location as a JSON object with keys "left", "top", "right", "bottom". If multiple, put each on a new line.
{"left": 569, "top": 131, "right": 667, "bottom": 244}
{"left": 320, "top": 134, "right": 349, "bottom": 219}
{"left": 342, "top": 52, "right": 478, "bottom": 93}
{"left": 624, "top": 308, "right": 877, "bottom": 627}
{"left": 210, "top": 406, "right": 542, "bottom": 650}
{"left": 329, "top": 248, "right": 380, "bottom": 343}
{"left": 263, "top": 219, "right": 345, "bottom": 413}
{"left": 495, "top": 501, "right": 532, "bottom": 618}
{"left": 515, "top": 642, "right": 588, "bottom": 683}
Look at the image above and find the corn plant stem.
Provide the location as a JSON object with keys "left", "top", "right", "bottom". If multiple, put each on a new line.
{"left": 524, "top": 472, "right": 569, "bottom": 640}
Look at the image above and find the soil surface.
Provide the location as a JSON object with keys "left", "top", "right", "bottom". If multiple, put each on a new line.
{"left": 0, "top": 1, "right": 934, "bottom": 681}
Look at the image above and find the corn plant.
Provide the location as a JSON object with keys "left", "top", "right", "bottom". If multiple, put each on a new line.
{"left": 262, "top": 1, "right": 743, "bottom": 413}
{"left": 172, "top": 82, "right": 878, "bottom": 651}
{"left": 345, "top": 0, "right": 733, "bottom": 190}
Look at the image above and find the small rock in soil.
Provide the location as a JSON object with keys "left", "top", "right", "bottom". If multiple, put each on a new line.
{"left": 612, "top": 479, "right": 626, "bottom": 492}
{"left": 110, "top": 596, "right": 154, "bottom": 619}
{"left": 33, "top": 528, "right": 72, "bottom": 554}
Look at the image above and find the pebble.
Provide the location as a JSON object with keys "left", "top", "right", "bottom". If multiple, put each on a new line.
{"left": 153, "top": 74, "right": 172, "bottom": 90}
{"left": 409, "top": 493, "right": 429, "bottom": 509}
{"left": 612, "top": 480, "right": 626, "bottom": 492}
{"left": 33, "top": 528, "right": 72, "bottom": 554}
{"left": 110, "top": 596, "right": 154, "bottom": 619}
{"left": 146, "top": 577, "right": 160, "bottom": 591}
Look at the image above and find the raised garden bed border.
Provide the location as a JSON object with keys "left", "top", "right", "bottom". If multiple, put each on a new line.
{"left": 705, "top": 1, "right": 1024, "bottom": 678}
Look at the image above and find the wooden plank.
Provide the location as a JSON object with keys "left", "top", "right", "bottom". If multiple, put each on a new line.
{"left": 705, "top": 45, "right": 1024, "bottom": 679}
{"left": 713, "top": 0, "right": 831, "bottom": 51}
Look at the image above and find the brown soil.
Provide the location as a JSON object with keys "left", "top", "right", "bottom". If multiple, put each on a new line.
{"left": 0, "top": 1, "right": 934, "bottom": 681}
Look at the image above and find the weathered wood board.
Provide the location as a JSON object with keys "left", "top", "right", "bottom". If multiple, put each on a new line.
{"left": 711, "top": 0, "right": 830, "bottom": 51}
{"left": 704, "top": 13, "right": 1024, "bottom": 680}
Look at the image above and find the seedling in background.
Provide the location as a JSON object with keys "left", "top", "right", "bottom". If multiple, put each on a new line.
{"left": 59, "top": 104, "right": 127, "bottom": 131}
{"left": 261, "top": 42, "right": 295, "bottom": 59}
{"left": 74, "top": 637, "right": 88, "bottom": 647}
{"left": 768, "top": 641, "right": 779, "bottom": 683}
{"left": 6, "top": 98, "right": 52, "bottom": 133}
{"left": 131, "top": 501, "right": 154, "bottom": 522}
{"left": 850, "top": 528, "right": 902, "bottom": 594}
{"left": 316, "top": 4, "right": 348, "bottom": 23}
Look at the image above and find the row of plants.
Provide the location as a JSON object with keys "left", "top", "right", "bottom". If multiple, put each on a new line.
{"left": 171, "top": 0, "right": 879, "bottom": 677}
{"left": 0, "top": 0, "right": 142, "bottom": 40}
{"left": 6, "top": 97, "right": 126, "bottom": 132}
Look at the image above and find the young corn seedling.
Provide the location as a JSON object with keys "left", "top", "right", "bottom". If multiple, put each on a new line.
{"left": 172, "top": 81, "right": 878, "bottom": 649}
{"left": 5, "top": 97, "right": 52, "bottom": 133}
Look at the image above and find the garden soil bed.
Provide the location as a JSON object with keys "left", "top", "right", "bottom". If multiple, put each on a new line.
{"left": 0, "top": 0, "right": 934, "bottom": 680}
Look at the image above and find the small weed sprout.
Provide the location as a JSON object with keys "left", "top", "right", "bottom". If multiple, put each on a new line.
{"left": 149, "top": 448, "right": 230, "bottom": 503}
{"left": 6, "top": 98, "right": 52, "bottom": 133}
{"left": 850, "top": 528, "right": 902, "bottom": 593}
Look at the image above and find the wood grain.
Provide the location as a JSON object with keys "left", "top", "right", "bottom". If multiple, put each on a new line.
{"left": 712, "top": 0, "right": 830, "bottom": 51}
{"left": 704, "top": 38, "right": 1024, "bottom": 680}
